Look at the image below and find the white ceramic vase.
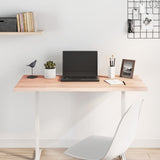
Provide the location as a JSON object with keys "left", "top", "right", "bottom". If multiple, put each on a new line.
{"left": 44, "top": 68, "right": 56, "bottom": 79}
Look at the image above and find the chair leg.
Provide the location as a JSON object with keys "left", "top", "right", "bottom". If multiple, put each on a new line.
{"left": 120, "top": 153, "right": 127, "bottom": 160}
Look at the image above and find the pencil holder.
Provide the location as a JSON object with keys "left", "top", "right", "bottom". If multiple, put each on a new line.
{"left": 108, "top": 66, "right": 115, "bottom": 79}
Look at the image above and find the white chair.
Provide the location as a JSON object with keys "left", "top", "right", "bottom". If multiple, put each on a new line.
{"left": 64, "top": 100, "right": 144, "bottom": 160}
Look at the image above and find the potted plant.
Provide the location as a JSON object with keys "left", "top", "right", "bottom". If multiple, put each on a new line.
{"left": 44, "top": 61, "right": 56, "bottom": 79}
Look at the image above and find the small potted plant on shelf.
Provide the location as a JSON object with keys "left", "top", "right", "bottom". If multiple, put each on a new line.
{"left": 44, "top": 61, "right": 56, "bottom": 79}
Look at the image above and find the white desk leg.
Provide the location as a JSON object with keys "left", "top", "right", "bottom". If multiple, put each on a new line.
{"left": 35, "top": 92, "right": 42, "bottom": 160}
{"left": 121, "top": 93, "right": 127, "bottom": 160}
{"left": 121, "top": 91, "right": 126, "bottom": 117}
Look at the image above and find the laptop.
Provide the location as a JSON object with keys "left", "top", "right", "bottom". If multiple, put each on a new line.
{"left": 61, "top": 51, "right": 99, "bottom": 82}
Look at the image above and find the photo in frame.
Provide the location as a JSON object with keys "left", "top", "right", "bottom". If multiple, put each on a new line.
{"left": 120, "top": 59, "right": 135, "bottom": 79}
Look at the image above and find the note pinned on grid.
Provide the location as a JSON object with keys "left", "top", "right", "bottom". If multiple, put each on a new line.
{"left": 104, "top": 79, "right": 123, "bottom": 85}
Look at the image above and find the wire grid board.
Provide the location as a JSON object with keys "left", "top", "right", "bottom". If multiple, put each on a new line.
{"left": 128, "top": 0, "right": 160, "bottom": 39}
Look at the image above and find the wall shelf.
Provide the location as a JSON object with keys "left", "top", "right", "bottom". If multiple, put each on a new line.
{"left": 0, "top": 31, "right": 43, "bottom": 35}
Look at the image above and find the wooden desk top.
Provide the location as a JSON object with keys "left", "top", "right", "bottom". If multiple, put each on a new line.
{"left": 14, "top": 75, "right": 148, "bottom": 92}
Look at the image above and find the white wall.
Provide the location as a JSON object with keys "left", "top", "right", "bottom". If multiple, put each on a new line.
{"left": 0, "top": 0, "right": 159, "bottom": 148}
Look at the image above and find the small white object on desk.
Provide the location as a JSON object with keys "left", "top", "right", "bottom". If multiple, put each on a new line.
{"left": 105, "top": 79, "right": 124, "bottom": 85}
{"left": 108, "top": 67, "right": 115, "bottom": 79}
{"left": 107, "top": 55, "right": 116, "bottom": 79}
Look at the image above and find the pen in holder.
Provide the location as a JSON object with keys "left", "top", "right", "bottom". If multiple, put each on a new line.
{"left": 106, "top": 55, "right": 116, "bottom": 79}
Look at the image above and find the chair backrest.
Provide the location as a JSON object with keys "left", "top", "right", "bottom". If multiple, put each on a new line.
{"left": 105, "top": 100, "right": 144, "bottom": 160}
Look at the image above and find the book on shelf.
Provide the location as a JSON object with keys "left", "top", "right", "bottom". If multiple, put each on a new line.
{"left": 16, "top": 12, "right": 36, "bottom": 32}
{"left": 16, "top": 14, "right": 20, "bottom": 32}
{"left": 23, "top": 12, "right": 28, "bottom": 32}
{"left": 19, "top": 13, "right": 24, "bottom": 32}
{"left": 27, "top": 12, "right": 34, "bottom": 32}
{"left": 33, "top": 12, "right": 37, "bottom": 32}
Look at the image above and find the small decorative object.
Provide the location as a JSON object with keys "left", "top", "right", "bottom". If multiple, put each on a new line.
{"left": 106, "top": 55, "right": 116, "bottom": 79}
{"left": 139, "top": 3, "right": 145, "bottom": 14}
{"left": 44, "top": 61, "right": 56, "bottom": 79}
{"left": 141, "top": 13, "right": 153, "bottom": 30}
{"left": 149, "top": 0, "right": 159, "bottom": 8}
{"left": 27, "top": 60, "right": 38, "bottom": 79}
{"left": 128, "top": 19, "right": 134, "bottom": 33}
{"left": 120, "top": 59, "right": 135, "bottom": 79}
{"left": 133, "top": 8, "right": 139, "bottom": 19}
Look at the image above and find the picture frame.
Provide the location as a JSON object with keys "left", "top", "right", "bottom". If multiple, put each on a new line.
{"left": 120, "top": 59, "right": 135, "bottom": 79}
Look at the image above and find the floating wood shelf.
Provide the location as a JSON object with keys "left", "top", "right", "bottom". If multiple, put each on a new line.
{"left": 0, "top": 31, "right": 43, "bottom": 35}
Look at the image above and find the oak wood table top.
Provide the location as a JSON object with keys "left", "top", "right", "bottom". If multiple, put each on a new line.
{"left": 14, "top": 75, "right": 148, "bottom": 92}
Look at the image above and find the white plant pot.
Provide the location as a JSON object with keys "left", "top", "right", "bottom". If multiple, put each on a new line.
{"left": 44, "top": 68, "right": 56, "bottom": 79}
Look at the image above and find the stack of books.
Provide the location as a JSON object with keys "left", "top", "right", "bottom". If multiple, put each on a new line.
{"left": 16, "top": 12, "right": 36, "bottom": 32}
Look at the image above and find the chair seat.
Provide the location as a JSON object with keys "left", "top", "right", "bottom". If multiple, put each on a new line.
{"left": 64, "top": 136, "right": 113, "bottom": 160}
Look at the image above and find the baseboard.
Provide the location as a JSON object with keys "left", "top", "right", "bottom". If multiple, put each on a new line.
{"left": 0, "top": 139, "right": 159, "bottom": 148}
{"left": 0, "top": 139, "right": 77, "bottom": 148}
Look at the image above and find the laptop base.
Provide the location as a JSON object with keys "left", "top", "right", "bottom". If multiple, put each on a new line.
{"left": 61, "top": 76, "right": 99, "bottom": 82}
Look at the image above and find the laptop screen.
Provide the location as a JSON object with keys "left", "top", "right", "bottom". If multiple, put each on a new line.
{"left": 63, "top": 51, "right": 98, "bottom": 77}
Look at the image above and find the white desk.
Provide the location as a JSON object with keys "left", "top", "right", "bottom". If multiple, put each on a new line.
{"left": 14, "top": 75, "right": 147, "bottom": 160}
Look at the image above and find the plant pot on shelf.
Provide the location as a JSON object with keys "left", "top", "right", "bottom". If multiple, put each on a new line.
{"left": 44, "top": 68, "right": 56, "bottom": 79}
